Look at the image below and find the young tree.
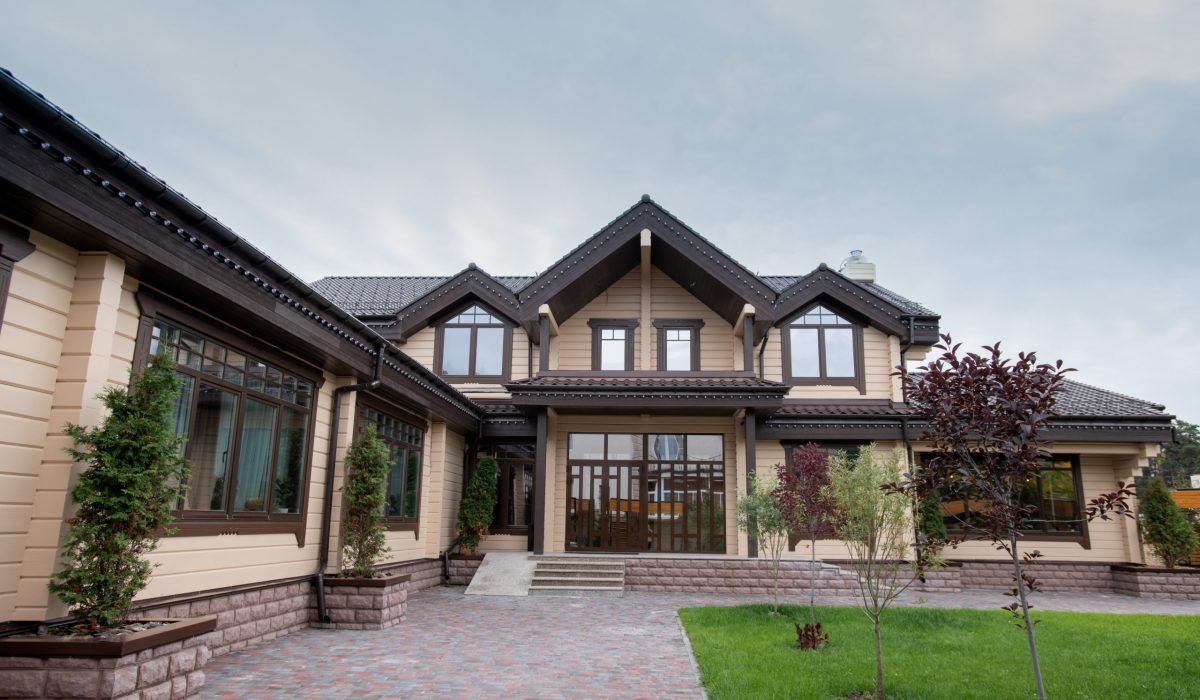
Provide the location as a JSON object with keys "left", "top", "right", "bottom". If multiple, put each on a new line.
{"left": 735, "top": 472, "right": 790, "bottom": 615}
{"left": 48, "top": 354, "right": 189, "bottom": 630}
{"left": 774, "top": 443, "right": 839, "bottom": 630}
{"left": 457, "top": 454, "right": 499, "bottom": 554}
{"left": 827, "top": 446, "right": 915, "bottom": 700}
{"left": 341, "top": 427, "right": 391, "bottom": 578}
{"left": 900, "top": 336, "right": 1133, "bottom": 700}
{"left": 1140, "top": 477, "right": 1199, "bottom": 568}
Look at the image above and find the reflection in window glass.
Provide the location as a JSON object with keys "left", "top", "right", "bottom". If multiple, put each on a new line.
{"left": 441, "top": 327, "right": 472, "bottom": 375}
{"left": 789, "top": 328, "right": 820, "bottom": 377}
{"left": 687, "top": 435, "right": 724, "bottom": 461}
{"left": 474, "top": 327, "right": 505, "bottom": 375}
{"left": 403, "top": 449, "right": 421, "bottom": 518}
{"left": 607, "top": 434, "right": 643, "bottom": 460}
{"left": 234, "top": 399, "right": 277, "bottom": 511}
{"left": 824, "top": 327, "right": 855, "bottom": 377}
{"left": 272, "top": 407, "right": 308, "bottom": 513}
{"left": 568, "top": 433, "right": 605, "bottom": 460}
{"left": 665, "top": 328, "right": 693, "bottom": 371}
{"left": 650, "top": 434, "right": 684, "bottom": 460}
{"left": 184, "top": 385, "right": 238, "bottom": 511}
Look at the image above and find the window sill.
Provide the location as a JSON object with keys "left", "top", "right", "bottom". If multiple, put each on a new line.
{"left": 169, "top": 518, "right": 305, "bottom": 547}
{"left": 946, "top": 529, "right": 1088, "bottom": 546}
{"left": 488, "top": 526, "right": 530, "bottom": 536}
{"left": 384, "top": 520, "right": 419, "bottom": 533}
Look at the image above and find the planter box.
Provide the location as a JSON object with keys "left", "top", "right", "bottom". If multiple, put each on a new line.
{"left": 448, "top": 554, "right": 484, "bottom": 586}
{"left": 1112, "top": 565, "right": 1200, "bottom": 600}
{"left": 0, "top": 615, "right": 216, "bottom": 699}
{"left": 314, "top": 572, "right": 410, "bottom": 630}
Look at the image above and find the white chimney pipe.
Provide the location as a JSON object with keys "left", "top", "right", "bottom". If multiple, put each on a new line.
{"left": 839, "top": 249, "right": 876, "bottom": 283}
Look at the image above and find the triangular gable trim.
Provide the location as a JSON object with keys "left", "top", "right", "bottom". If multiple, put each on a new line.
{"left": 772, "top": 265, "right": 909, "bottom": 336}
{"left": 382, "top": 265, "right": 520, "bottom": 340}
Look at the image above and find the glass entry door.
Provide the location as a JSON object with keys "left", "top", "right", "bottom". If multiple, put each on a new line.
{"left": 565, "top": 433, "right": 725, "bottom": 553}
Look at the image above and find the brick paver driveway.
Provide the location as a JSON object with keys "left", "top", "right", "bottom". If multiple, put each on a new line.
{"left": 204, "top": 586, "right": 1199, "bottom": 699}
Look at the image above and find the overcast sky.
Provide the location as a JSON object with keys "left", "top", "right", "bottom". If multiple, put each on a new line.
{"left": 2, "top": 1, "right": 1197, "bottom": 419}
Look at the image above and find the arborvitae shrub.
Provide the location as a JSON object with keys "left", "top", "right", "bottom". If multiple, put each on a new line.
{"left": 341, "top": 427, "right": 391, "bottom": 578}
{"left": 457, "top": 455, "right": 499, "bottom": 553}
{"left": 1140, "top": 477, "right": 1198, "bottom": 569}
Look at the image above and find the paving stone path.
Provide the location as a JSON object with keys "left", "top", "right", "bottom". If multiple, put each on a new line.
{"left": 204, "top": 585, "right": 1200, "bottom": 699}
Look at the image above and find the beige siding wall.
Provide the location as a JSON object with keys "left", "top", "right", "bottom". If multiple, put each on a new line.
{"left": 477, "top": 534, "right": 528, "bottom": 552}
{"left": 647, "top": 268, "right": 734, "bottom": 371}
{"left": 0, "top": 232, "right": 78, "bottom": 621}
{"left": 762, "top": 323, "right": 900, "bottom": 400}
{"left": 556, "top": 269, "right": 642, "bottom": 370}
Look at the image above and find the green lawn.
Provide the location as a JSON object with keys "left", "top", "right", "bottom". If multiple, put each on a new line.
{"left": 678, "top": 604, "right": 1200, "bottom": 699}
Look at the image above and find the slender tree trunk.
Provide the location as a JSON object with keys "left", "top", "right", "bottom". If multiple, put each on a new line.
{"left": 808, "top": 534, "right": 817, "bottom": 626}
{"left": 873, "top": 614, "right": 884, "bottom": 700}
{"left": 1009, "top": 532, "right": 1046, "bottom": 700}
{"left": 772, "top": 545, "right": 781, "bottom": 615}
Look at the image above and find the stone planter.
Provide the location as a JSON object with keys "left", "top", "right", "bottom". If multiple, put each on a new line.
{"left": 0, "top": 615, "right": 216, "bottom": 699}
{"left": 314, "top": 572, "right": 410, "bottom": 630}
{"left": 448, "top": 554, "right": 485, "bottom": 586}
{"left": 1112, "top": 565, "right": 1200, "bottom": 600}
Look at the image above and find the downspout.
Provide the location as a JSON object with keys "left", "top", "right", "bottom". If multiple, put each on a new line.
{"left": 315, "top": 343, "right": 385, "bottom": 624}
{"left": 756, "top": 327, "right": 770, "bottom": 380}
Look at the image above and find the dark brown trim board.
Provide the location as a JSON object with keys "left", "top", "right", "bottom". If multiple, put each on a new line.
{"left": 432, "top": 299, "right": 513, "bottom": 383}
{"left": 533, "top": 409, "right": 548, "bottom": 554}
{"left": 0, "top": 217, "right": 35, "bottom": 330}
{"left": 0, "top": 616, "right": 216, "bottom": 658}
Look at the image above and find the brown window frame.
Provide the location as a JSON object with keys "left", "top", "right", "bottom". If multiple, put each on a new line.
{"left": 780, "top": 303, "right": 866, "bottom": 394}
{"left": 355, "top": 399, "right": 426, "bottom": 532}
{"left": 653, "top": 319, "right": 704, "bottom": 371}
{"left": 921, "top": 453, "right": 1090, "bottom": 548}
{"left": 433, "top": 301, "right": 513, "bottom": 382}
{"left": 133, "top": 289, "right": 321, "bottom": 546}
{"left": 481, "top": 443, "right": 536, "bottom": 536}
{"left": 588, "top": 319, "right": 639, "bottom": 371}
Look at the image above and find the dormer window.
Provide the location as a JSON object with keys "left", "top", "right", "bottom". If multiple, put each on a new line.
{"left": 435, "top": 303, "right": 511, "bottom": 381}
{"left": 588, "top": 319, "right": 638, "bottom": 371}
{"left": 783, "top": 304, "right": 862, "bottom": 389}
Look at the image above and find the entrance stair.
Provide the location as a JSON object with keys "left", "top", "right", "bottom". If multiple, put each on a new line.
{"left": 528, "top": 556, "right": 626, "bottom": 596}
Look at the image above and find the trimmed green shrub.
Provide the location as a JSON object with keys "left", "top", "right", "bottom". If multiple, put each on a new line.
{"left": 341, "top": 426, "right": 392, "bottom": 578}
{"left": 1140, "top": 477, "right": 1198, "bottom": 569}
{"left": 457, "top": 454, "right": 499, "bottom": 554}
{"left": 916, "top": 491, "right": 948, "bottom": 549}
{"left": 48, "top": 354, "right": 188, "bottom": 630}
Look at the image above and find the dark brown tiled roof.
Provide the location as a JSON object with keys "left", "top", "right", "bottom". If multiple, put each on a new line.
{"left": 772, "top": 402, "right": 917, "bottom": 417}
{"left": 1054, "top": 379, "right": 1168, "bottom": 418}
{"left": 508, "top": 375, "right": 787, "bottom": 391}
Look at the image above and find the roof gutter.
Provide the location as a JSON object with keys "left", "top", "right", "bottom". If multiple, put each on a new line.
{"left": 314, "top": 343, "right": 384, "bottom": 624}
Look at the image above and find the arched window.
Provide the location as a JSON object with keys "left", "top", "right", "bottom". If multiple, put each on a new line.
{"left": 782, "top": 304, "right": 861, "bottom": 388}
{"left": 435, "top": 303, "right": 511, "bottom": 381}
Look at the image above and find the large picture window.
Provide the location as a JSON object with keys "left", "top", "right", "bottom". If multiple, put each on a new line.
{"left": 781, "top": 304, "right": 862, "bottom": 390}
{"left": 435, "top": 304, "right": 511, "bottom": 381}
{"left": 930, "top": 455, "right": 1085, "bottom": 538}
{"left": 357, "top": 404, "right": 425, "bottom": 528}
{"left": 148, "top": 317, "right": 315, "bottom": 536}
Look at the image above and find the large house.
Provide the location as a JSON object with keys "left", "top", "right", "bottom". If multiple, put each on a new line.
{"left": 0, "top": 67, "right": 1178, "bottom": 644}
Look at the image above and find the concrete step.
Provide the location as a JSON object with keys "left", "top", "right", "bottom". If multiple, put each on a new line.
{"left": 532, "top": 575, "right": 624, "bottom": 586}
{"left": 534, "top": 567, "right": 625, "bottom": 577}
{"left": 536, "top": 564, "right": 626, "bottom": 573}
{"left": 529, "top": 585, "right": 624, "bottom": 597}
{"left": 532, "top": 556, "right": 631, "bottom": 564}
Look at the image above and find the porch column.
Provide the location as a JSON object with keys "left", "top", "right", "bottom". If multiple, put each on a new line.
{"left": 745, "top": 408, "right": 758, "bottom": 558}
{"left": 533, "top": 408, "right": 548, "bottom": 554}
{"left": 742, "top": 313, "right": 755, "bottom": 374}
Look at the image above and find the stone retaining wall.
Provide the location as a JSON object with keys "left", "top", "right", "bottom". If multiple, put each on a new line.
{"left": 448, "top": 555, "right": 484, "bottom": 585}
{"left": 0, "top": 624, "right": 214, "bottom": 699}
{"left": 379, "top": 558, "right": 443, "bottom": 592}
{"left": 137, "top": 581, "right": 310, "bottom": 658}
{"left": 957, "top": 561, "right": 1114, "bottom": 593}
{"left": 625, "top": 558, "right": 862, "bottom": 594}
{"left": 313, "top": 574, "right": 409, "bottom": 630}
{"left": 1112, "top": 566, "right": 1200, "bottom": 600}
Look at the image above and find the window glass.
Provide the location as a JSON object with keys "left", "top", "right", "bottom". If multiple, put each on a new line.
{"left": 170, "top": 375, "right": 195, "bottom": 448}
{"left": 184, "top": 385, "right": 238, "bottom": 511}
{"left": 272, "top": 407, "right": 308, "bottom": 513}
{"left": 474, "top": 326, "right": 505, "bottom": 375}
{"left": 599, "top": 328, "right": 628, "bottom": 370}
{"left": 568, "top": 433, "right": 605, "bottom": 460}
{"left": 234, "top": 399, "right": 277, "bottom": 511}
{"left": 650, "top": 434, "right": 684, "bottom": 460}
{"left": 665, "top": 328, "right": 693, "bottom": 371}
{"left": 358, "top": 405, "right": 425, "bottom": 522}
{"left": 606, "top": 433, "right": 643, "bottom": 460}
{"left": 403, "top": 449, "right": 421, "bottom": 518}
{"left": 687, "top": 435, "right": 724, "bottom": 461}
{"left": 507, "top": 462, "right": 534, "bottom": 527}
{"left": 387, "top": 448, "right": 407, "bottom": 517}
{"left": 928, "top": 455, "right": 1081, "bottom": 534}
{"left": 824, "top": 327, "right": 855, "bottom": 377}
{"left": 441, "top": 327, "right": 472, "bottom": 375}
{"left": 789, "top": 328, "right": 820, "bottom": 377}
{"left": 795, "top": 305, "right": 849, "bottom": 325}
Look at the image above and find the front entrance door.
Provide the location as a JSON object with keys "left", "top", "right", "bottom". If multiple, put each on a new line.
{"left": 565, "top": 433, "right": 726, "bottom": 553}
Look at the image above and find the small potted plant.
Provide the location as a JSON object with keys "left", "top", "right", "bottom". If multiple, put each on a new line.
{"left": 0, "top": 354, "right": 217, "bottom": 699}
{"left": 316, "top": 427, "right": 411, "bottom": 630}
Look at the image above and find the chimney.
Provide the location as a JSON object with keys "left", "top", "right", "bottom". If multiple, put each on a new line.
{"left": 839, "top": 249, "right": 875, "bottom": 283}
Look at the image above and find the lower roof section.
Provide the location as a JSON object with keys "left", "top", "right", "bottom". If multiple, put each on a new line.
{"left": 505, "top": 373, "right": 788, "bottom": 413}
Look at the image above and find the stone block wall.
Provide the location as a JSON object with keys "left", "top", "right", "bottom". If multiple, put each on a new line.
{"left": 912, "top": 564, "right": 963, "bottom": 593}
{"left": 0, "top": 628, "right": 213, "bottom": 699}
{"left": 625, "top": 558, "right": 862, "bottom": 594}
{"left": 1112, "top": 566, "right": 1200, "bottom": 600}
{"left": 447, "top": 555, "right": 483, "bottom": 585}
{"left": 137, "top": 580, "right": 310, "bottom": 658}
{"left": 312, "top": 575, "right": 409, "bottom": 630}
{"left": 380, "top": 558, "right": 443, "bottom": 592}
{"left": 957, "top": 561, "right": 1114, "bottom": 593}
